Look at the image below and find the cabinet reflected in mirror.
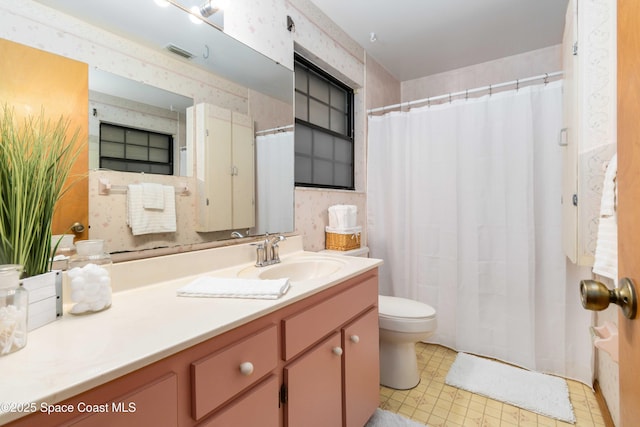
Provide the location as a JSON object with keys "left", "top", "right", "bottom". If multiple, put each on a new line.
{"left": 31, "top": 0, "right": 299, "bottom": 256}
{"left": 87, "top": 67, "right": 294, "bottom": 255}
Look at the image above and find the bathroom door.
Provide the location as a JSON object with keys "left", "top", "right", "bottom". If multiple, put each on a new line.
{"left": 617, "top": 1, "right": 640, "bottom": 425}
{"left": 0, "top": 39, "right": 89, "bottom": 241}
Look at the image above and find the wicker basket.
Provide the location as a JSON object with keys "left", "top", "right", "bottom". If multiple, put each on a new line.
{"left": 325, "top": 226, "right": 362, "bottom": 251}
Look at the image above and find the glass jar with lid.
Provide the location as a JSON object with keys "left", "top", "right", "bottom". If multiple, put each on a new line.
{"left": 0, "top": 264, "right": 28, "bottom": 356}
{"left": 67, "top": 240, "right": 112, "bottom": 315}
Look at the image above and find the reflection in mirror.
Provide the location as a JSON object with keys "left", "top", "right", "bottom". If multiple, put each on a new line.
{"left": 25, "top": 0, "right": 295, "bottom": 258}
{"left": 88, "top": 68, "right": 194, "bottom": 177}
{"left": 255, "top": 127, "right": 294, "bottom": 235}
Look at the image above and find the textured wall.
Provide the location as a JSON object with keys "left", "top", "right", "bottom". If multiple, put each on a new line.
{"left": 401, "top": 45, "right": 562, "bottom": 103}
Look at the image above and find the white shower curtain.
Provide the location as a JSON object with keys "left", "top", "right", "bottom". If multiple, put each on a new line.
{"left": 255, "top": 131, "right": 294, "bottom": 234}
{"left": 367, "top": 81, "right": 593, "bottom": 384}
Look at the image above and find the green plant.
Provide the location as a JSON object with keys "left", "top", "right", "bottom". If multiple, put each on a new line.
{"left": 0, "top": 105, "right": 81, "bottom": 277}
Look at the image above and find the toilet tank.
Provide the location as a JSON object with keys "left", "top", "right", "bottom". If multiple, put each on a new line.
{"left": 320, "top": 247, "right": 369, "bottom": 258}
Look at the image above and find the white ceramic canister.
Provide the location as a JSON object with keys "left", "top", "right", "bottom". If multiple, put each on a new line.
{"left": 67, "top": 240, "right": 112, "bottom": 315}
{"left": 0, "top": 264, "right": 28, "bottom": 355}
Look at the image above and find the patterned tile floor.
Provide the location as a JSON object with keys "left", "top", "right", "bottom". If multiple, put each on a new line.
{"left": 378, "top": 343, "right": 605, "bottom": 427}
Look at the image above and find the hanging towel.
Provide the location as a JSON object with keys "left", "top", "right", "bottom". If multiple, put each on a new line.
{"left": 592, "top": 154, "right": 617, "bottom": 281}
{"left": 127, "top": 184, "right": 177, "bottom": 235}
{"left": 142, "top": 182, "right": 165, "bottom": 210}
{"left": 176, "top": 276, "right": 291, "bottom": 300}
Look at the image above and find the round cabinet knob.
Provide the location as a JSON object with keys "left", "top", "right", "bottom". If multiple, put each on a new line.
{"left": 332, "top": 347, "right": 343, "bottom": 356}
{"left": 239, "top": 362, "right": 254, "bottom": 376}
{"left": 350, "top": 335, "right": 360, "bottom": 344}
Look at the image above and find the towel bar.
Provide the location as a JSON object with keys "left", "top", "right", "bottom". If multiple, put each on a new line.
{"left": 98, "top": 178, "right": 189, "bottom": 196}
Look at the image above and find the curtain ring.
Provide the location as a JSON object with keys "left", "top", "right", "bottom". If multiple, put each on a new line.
{"left": 449, "top": 93, "right": 452, "bottom": 103}
{"left": 544, "top": 73, "right": 549, "bottom": 85}
{"left": 489, "top": 84, "right": 492, "bottom": 96}
{"left": 465, "top": 89, "right": 469, "bottom": 100}
{"left": 516, "top": 79, "right": 520, "bottom": 91}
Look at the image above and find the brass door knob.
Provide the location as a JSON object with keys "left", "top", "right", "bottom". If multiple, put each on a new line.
{"left": 70, "top": 222, "right": 85, "bottom": 233}
{"left": 580, "top": 277, "right": 637, "bottom": 319}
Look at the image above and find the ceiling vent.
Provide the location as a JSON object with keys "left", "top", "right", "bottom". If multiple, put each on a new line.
{"left": 165, "top": 43, "right": 195, "bottom": 59}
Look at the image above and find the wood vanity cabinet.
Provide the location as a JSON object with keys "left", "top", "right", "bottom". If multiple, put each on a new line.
{"left": 6, "top": 269, "right": 379, "bottom": 427}
{"left": 281, "top": 273, "right": 380, "bottom": 427}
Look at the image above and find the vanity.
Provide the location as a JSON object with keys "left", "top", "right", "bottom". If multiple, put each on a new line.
{"left": 0, "top": 236, "right": 382, "bottom": 427}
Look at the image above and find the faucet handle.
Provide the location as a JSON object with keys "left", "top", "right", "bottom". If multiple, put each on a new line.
{"left": 271, "top": 235, "right": 285, "bottom": 262}
{"left": 251, "top": 242, "right": 266, "bottom": 266}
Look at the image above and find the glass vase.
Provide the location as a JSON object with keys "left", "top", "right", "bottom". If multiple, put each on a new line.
{"left": 67, "top": 240, "right": 112, "bottom": 315}
{"left": 0, "top": 264, "right": 28, "bottom": 355}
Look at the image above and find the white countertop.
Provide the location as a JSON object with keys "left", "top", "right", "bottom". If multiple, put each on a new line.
{"left": 0, "top": 237, "right": 381, "bottom": 424}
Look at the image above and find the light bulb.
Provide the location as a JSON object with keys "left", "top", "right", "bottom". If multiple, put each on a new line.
{"left": 189, "top": 6, "right": 203, "bottom": 24}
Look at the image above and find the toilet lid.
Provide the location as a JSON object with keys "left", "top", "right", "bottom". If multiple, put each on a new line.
{"left": 379, "top": 295, "right": 436, "bottom": 319}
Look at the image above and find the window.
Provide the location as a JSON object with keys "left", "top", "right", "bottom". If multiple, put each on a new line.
{"left": 294, "top": 54, "right": 354, "bottom": 189}
{"left": 99, "top": 123, "right": 173, "bottom": 175}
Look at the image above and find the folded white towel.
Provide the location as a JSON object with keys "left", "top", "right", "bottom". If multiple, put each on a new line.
{"left": 328, "top": 204, "right": 358, "bottom": 229}
{"left": 142, "top": 182, "right": 165, "bottom": 210}
{"left": 593, "top": 154, "right": 617, "bottom": 281}
{"left": 176, "top": 277, "right": 290, "bottom": 300}
{"left": 127, "top": 184, "right": 177, "bottom": 236}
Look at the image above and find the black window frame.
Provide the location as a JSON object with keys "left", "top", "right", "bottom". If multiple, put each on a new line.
{"left": 294, "top": 54, "right": 355, "bottom": 190}
{"left": 99, "top": 122, "right": 174, "bottom": 176}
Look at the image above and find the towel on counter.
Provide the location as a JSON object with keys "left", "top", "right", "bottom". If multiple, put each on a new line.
{"left": 127, "top": 184, "right": 177, "bottom": 236}
{"left": 142, "top": 182, "right": 165, "bottom": 210}
{"left": 177, "top": 276, "right": 291, "bottom": 300}
{"left": 593, "top": 154, "right": 618, "bottom": 281}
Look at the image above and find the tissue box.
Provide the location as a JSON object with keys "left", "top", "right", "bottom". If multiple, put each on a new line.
{"left": 325, "top": 226, "right": 362, "bottom": 251}
{"left": 22, "top": 270, "right": 63, "bottom": 331}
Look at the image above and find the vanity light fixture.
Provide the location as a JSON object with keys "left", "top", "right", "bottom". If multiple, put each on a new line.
{"left": 189, "top": 6, "right": 204, "bottom": 24}
{"left": 189, "top": 1, "right": 220, "bottom": 24}
{"left": 199, "top": 0, "right": 220, "bottom": 18}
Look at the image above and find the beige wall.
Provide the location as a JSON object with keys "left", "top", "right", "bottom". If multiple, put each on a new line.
{"left": 366, "top": 56, "right": 402, "bottom": 111}
{"left": 401, "top": 45, "right": 562, "bottom": 103}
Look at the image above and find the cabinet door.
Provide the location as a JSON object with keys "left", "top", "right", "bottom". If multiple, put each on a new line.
{"left": 231, "top": 112, "right": 255, "bottom": 229}
{"left": 199, "top": 376, "right": 279, "bottom": 427}
{"left": 194, "top": 103, "right": 233, "bottom": 232}
{"left": 284, "top": 332, "right": 342, "bottom": 427}
{"left": 343, "top": 308, "right": 380, "bottom": 427}
{"left": 69, "top": 374, "right": 178, "bottom": 427}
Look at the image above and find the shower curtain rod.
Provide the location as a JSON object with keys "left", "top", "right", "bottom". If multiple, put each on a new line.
{"left": 255, "top": 124, "right": 294, "bottom": 135}
{"left": 367, "top": 71, "right": 563, "bottom": 115}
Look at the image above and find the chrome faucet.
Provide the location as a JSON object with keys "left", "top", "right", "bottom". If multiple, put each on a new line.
{"left": 231, "top": 229, "right": 250, "bottom": 239}
{"left": 252, "top": 233, "right": 286, "bottom": 267}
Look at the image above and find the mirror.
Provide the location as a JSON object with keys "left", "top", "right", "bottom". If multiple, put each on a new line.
{"left": 88, "top": 68, "right": 193, "bottom": 175}
{"left": 30, "top": 0, "right": 294, "bottom": 256}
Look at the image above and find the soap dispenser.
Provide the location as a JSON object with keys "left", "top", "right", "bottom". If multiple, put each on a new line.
{"left": 0, "top": 264, "right": 28, "bottom": 355}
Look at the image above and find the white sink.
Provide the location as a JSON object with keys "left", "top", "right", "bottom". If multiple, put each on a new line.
{"left": 237, "top": 257, "right": 347, "bottom": 282}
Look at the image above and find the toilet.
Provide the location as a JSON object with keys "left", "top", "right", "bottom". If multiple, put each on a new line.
{"left": 321, "top": 247, "right": 438, "bottom": 390}
{"left": 378, "top": 295, "right": 436, "bottom": 389}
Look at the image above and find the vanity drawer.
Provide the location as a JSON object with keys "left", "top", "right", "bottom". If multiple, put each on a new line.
{"left": 191, "top": 324, "right": 278, "bottom": 420}
{"left": 282, "top": 274, "right": 377, "bottom": 360}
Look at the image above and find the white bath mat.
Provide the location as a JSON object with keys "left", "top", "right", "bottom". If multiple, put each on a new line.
{"left": 366, "top": 409, "right": 427, "bottom": 427}
{"left": 445, "top": 353, "right": 575, "bottom": 423}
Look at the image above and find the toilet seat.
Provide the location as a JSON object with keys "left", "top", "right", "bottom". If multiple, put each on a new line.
{"left": 378, "top": 295, "right": 436, "bottom": 333}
